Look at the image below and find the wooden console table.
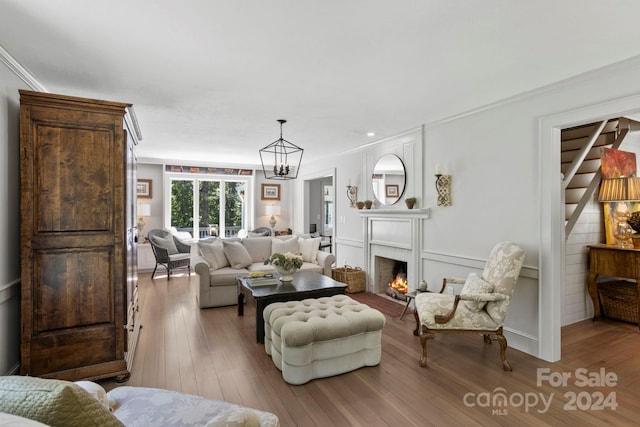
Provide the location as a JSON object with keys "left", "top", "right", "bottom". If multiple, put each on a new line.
{"left": 587, "top": 244, "right": 640, "bottom": 328}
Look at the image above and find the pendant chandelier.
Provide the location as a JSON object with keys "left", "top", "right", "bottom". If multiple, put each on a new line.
{"left": 259, "top": 119, "right": 304, "bottom": 180}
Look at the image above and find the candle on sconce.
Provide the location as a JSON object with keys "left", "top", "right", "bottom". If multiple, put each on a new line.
{"left": 435, "top": 164, "right": 442, "bottom": 175}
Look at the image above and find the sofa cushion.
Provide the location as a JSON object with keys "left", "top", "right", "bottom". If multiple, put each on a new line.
{"left": 298, "top": 237, "right": 321, "bottom": 263}
{"left": 152, "top": 234, "right": 178, "bottom": 255}
{"left": 272, "top": 236, "right": 299, "bottom": 255}
{"left": 0, "top": 376, "right": 124, "bottom": 427}
{"left": 223, "top": 241, "right": 253, "bottom": 269}
{"left": 460, "top": 273, "right": 494, "bottom": 311}
{"left": 198, "top": 239, "right": 229, "bottom": 270}
{"left": 241, "top": 236, "right": 273, "bottom": 263}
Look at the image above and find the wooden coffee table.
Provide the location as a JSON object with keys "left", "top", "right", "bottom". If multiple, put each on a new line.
{"left": 237, "top": 271, "right": 347, "bottom": 343}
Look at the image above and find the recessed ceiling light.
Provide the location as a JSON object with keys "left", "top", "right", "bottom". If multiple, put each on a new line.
{"left": 367, "top": 132, "right": 375, "bottom": 137}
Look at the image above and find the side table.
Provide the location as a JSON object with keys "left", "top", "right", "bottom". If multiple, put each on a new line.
{"left": 400, "top": 291, "right": 418, "bottom": 320}
{"left": 587, "top": 243, "right": 640, "bottom": 330}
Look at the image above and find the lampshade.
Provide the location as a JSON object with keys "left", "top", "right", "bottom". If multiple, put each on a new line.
{"left": 259, "top": 119, "right": 303, "bottom": 180}
{"left": 265, "top": 205, "right": 281, "bottom": 216}
{"left": 137, "top": 203, "right": 151, "bottom": 217}
{"left": 598, "top": 177, "right": 640, "bottom": 202}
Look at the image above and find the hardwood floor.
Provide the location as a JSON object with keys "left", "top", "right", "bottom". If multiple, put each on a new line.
{"left": 102, "top": 272, "right": 640, "bottom": 426}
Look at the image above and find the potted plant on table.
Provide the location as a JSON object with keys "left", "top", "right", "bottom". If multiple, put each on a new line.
{"left": 265, "top": 252, "right": 304, "bottom": 282}
{"left": 405, "top": 197, "right": 417, "bottom": 209}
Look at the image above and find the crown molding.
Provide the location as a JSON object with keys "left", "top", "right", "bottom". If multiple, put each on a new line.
{"left": 0, "top": 44, "right": 47, "bottom": 92}
{"left": 125, "top": 106, "right": 143, "bottom": 143}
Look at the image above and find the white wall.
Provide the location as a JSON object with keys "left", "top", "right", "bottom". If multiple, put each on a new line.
{"left": 564, "top": 203, "right": 601, "bottom": 325}
{"left": 0, "top": 59, "right": 29, "bottom": 375}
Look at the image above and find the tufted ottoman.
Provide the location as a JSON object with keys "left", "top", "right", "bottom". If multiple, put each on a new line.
{"left": 263, "top": 294, "right": 386, "bottom": 385}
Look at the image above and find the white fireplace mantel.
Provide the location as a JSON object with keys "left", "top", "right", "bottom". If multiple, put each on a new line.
{"left": 361, "top": 209, "right": 429, "bottom": 293}
{"left": 358, "top": 208, "right": 430, "bottom": 219}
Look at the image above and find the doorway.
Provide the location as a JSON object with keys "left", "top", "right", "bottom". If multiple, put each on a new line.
{"left": 540, "top": 95, "right": 640, "bottom": 362}
{"left": 307, "top": 177, "right": 334, "bottom": 235}
{"left": 303, "top": 169, "right": 336, "bottom": 254}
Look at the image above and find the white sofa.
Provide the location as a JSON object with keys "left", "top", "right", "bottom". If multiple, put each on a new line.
{"left": 195, "top": 235, "right": 336, "bottom": 309}
{"left": 0, "top": 376, "right": 279, "bottom": 427}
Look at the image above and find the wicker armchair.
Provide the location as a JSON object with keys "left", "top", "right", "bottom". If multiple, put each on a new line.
{"left": 413, "top": 242, "right": 525, "bottom": 371}
{"left": 250, "top": 226, "right": 272, "bottom": 236}
{"left": 147, "top": 229, "right": 192, "bottom": 279}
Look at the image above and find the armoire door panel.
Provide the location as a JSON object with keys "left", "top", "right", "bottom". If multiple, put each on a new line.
{"left": 29, "top": 324, "right": 119, "bottom": 375}
{"left": 34, "top": 124, "right": 115, "bottom": 232}
{"left": 33, "top": 249, "right": 114, "bottom": 332}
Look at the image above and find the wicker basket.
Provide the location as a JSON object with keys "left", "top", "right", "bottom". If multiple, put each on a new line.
{"left": 332, "top": 265, "right": 366, "bottom": 293}
{"left": 597, "top": 280, "right": 638, "bottom": 324}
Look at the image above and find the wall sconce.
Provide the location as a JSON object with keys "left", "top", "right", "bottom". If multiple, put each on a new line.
{"left": 137, "top": 203, "right": 151, "bottom": 235}
{"left": 265, "top": 204, "right": 281, "bottom": 231}
{"left": 434, "top": 164, "right": 452, "bottom": 206}
{"left": 346, "top": 184, "right": 358, "bottom": 208}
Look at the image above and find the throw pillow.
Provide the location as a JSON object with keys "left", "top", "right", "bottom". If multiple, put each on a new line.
{"left": 223, "top": 240, "right": 253, "bottom": 269}
{"left": 152, "top": 235, "right": 178, "bottom": 255}
{"left": 272, "top": 236, "right": 299, "bottom": 255}
{"left": 298, "top": 237, "right": 321, "bottom": 263}
{"left": 241, "top": 236, "right": 272, "bottom": 262}
{"left": 198, "top": 239, "right": 229, "bottom": 270}
{"left": 0, "top": 376, "right": 124, "bottom": 427}
{"left": 74, "top": 381, "right": 111, "bottom": 412}
{"left": 460, "top": 273, "right": 495, "bottom": 311}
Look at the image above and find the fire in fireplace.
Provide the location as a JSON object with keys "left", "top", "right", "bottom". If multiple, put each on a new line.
{"left": 386, "top": 273, "right": 409, "bottom": 301}
{"left": 376, "top": 256, "right": 410, "bottom": 298}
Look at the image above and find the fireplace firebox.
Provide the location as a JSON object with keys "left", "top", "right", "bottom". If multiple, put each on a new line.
{"left": 376, "top": 256, "right": 409, "bottom": 301}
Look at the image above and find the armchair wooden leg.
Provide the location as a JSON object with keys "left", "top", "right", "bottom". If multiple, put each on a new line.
{"left": 491, "top": 332, "right": 512, "bottom": 371}
{"left": 419, "top": 329, "right": 435, "bottom": 367}
{"left": 483, "top": 334, "right": 491, "bottom": 344}
{"left": 413, "top": 310, "right": 420, "bottom": 336}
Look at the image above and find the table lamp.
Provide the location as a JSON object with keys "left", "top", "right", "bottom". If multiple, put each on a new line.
{"left": 598, "top": 177, "right": 640, "bottom": 246}
{"left": 265, "top": 205, "right": 281, "bottom": 231}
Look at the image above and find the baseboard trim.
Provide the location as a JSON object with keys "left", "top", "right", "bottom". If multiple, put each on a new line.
{"left": 504, "top": 327, "right": 539, "bottom": 358}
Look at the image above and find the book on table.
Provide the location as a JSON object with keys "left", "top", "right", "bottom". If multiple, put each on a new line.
{"left": 247, "top": 277, "right": 279, "bottom": 287}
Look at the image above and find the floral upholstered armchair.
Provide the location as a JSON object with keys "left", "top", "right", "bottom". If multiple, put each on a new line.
{"left": 413, "top": 241, "right": 525, "bottom": 371}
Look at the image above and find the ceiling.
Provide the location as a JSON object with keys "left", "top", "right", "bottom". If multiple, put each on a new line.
{"left": 4, "top": 1, "right": 640, "bottom": 168}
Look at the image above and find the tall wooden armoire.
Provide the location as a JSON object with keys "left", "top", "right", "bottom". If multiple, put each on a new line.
{"left": 19, "top": 90, "right": 137, "bottom": 382}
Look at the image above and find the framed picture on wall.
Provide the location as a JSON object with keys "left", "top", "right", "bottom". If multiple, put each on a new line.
{"left": 261, "top": 183, "right": 281, "bottom": 200}
{"left": 137, "top": 179, "right": 152, "bottom": 198}
{"left": 386, "top": 184, "right": 399, "bottom": 198}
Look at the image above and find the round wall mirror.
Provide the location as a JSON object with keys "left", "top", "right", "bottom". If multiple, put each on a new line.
{"left": 371, "top": 154, "right": 406, "bottom": 205}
